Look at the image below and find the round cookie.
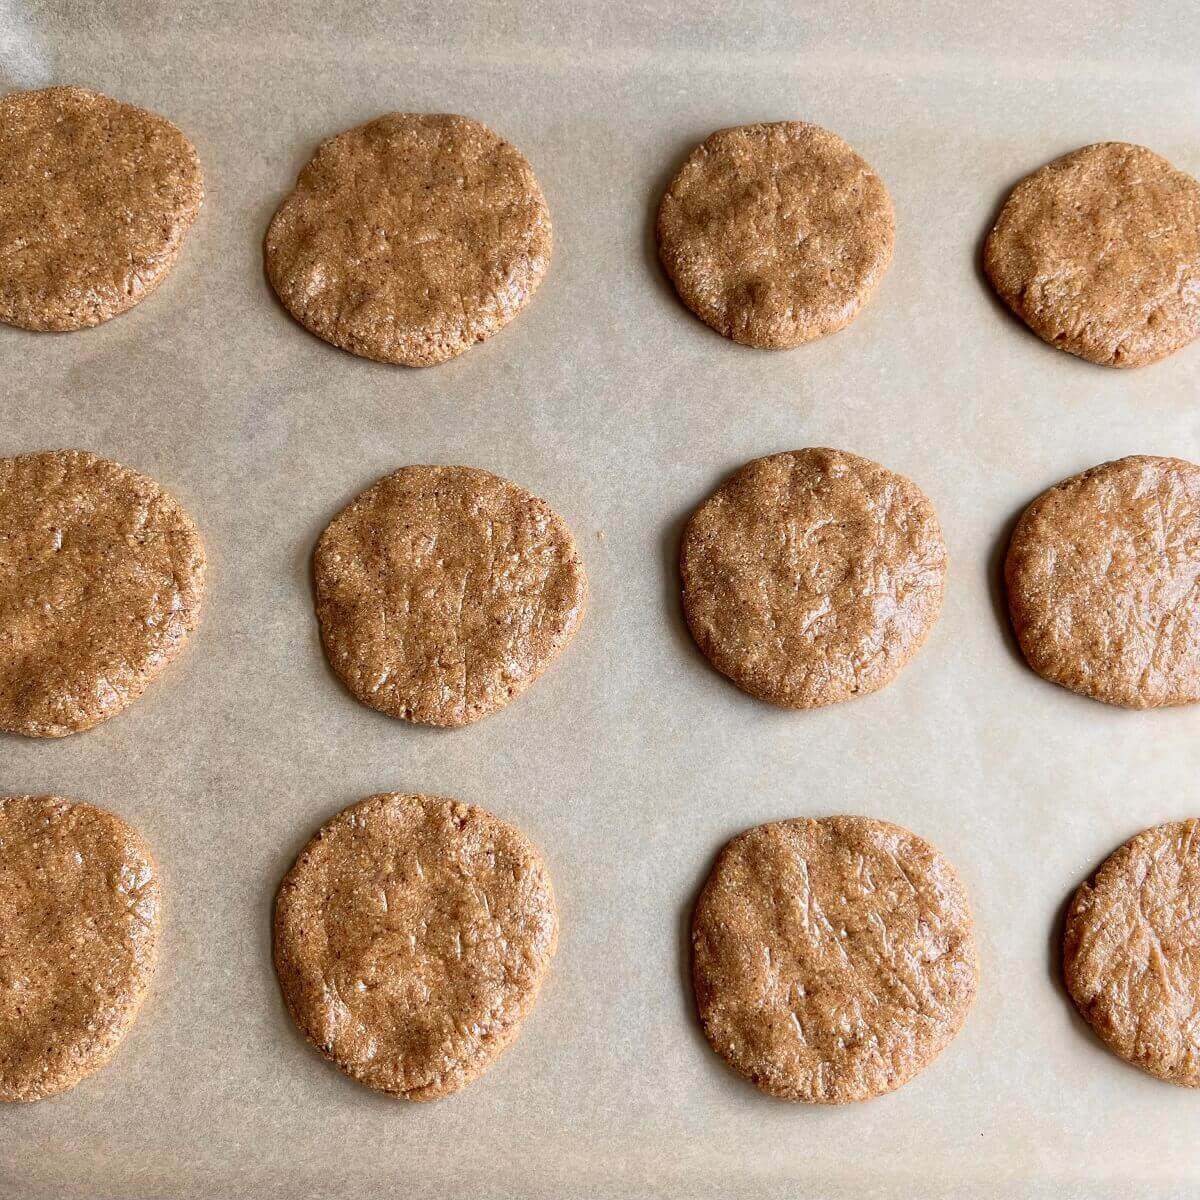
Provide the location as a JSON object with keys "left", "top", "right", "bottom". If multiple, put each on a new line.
{"left": 1006, "top": 455, "right": 1200, "bottom": 709}
{"left": 692, "top": 815, "right": 977, "bottom": 1103}
{"left": 1065, "top": 820, "right": 1200, "bottom": 1086}
{"left": 984, "top": 143, "right": 1200, "bottom": 367}
{"left": 314, "top": 465, "right": 586, "bottom": 727}
{"left": 0, "top": 86, "right": 203, "bottom": 331}
{"left": 680, "top": 448, "right": 947, "bottom": 709}
{"left": 274, "top": 793, "right": 558, "bottom": 1100}
{"left": 656, "top": 121, "right": 894, "bottom": 349}
{"left": 0, "top": 449, "right": 207, "bottom": 737}
{"left": 0, "top": 794, "right": 161, "bottom": 1102}
{"left": 265, "top": 112, "right": 552, "bottom": 366}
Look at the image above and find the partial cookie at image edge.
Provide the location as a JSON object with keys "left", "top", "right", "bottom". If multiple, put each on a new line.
{"left": 984, "top": 142, "right": 1200, "bottom": 367}
{"left": 0, "top": 85, "right": 203, "bottom": 332}
{"left": 1064, "top": 819, "right": 1200, "bottom": 1087}
{"left": 0, "top": 794, "right": 162, "bottom": 1103}
{"left": 1005, "top": 454, "right": 1200, "bottom": 709}
{"left": 0, "top": 448, "right": 207, "bottom": 737}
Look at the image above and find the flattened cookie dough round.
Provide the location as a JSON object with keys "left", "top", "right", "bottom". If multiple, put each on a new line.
{"left": 265, "top": 113, "right": 552, "bottom": 366}
{"left": 680, "top": 449, "right": 947, "bottom": 708}
{"left": 314, "top": 465, "right": 586, "bottom": 727}
{"left": 984, "top": 143, "right": 1200, "bottom": 367}
{"left": 274, "top": 793, "right": 558, "bottom": 1100}
{"left": 0, "top": 449, "right": 207, "bottom": 737}
{"left": 1065, "top": 820, "right": 1200, "bottom": 1086}
{"left": 1006, "top": 455, "right": 1200, "bottom": 708}
{"left": 0, "top": 86, "right": 203, "bottom": 331}
{"left": 692, "top": 816, "right": 977, "bottom": 1103}
{"left": 656, "top": 121, "right": 894, "bottom": 349}
{"left": 0, "top": 795, "right": 161, "bottom": 1102}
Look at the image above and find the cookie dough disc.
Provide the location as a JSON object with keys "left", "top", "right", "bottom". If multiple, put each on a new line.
{"left": 0, "top": 450, "right": 207, "bottom": 737}
{"left": 656, "top": 121, "right": 894, "bottom": 349}
{"left": 1006, "top": 455, "right": 1200, "bottom": 708}
{"left": 984, "top": 143, "right": 1200, "bottom": 367}
{"left": 274, "top": 793, "right": 558, "bottom": 1100}
{"left": 314, "top": 465, "right": 586, "bottom": 727}
{"left": 680, "top": 448, "right": 947, "bottom": 708}
{"left": 0, "top": 795, "right": 161, "bottom": 1102}
{"left": 692, "top": 816, "right": 977, "bottom": 1103}
{"left": 265, "top": 112, "right": 552, "bottom": 366}
{"left": 1065, "top": 820, "right": 1200, "bottom": 1086}
{"left": 0, "top": 86, "right": 203, "bottom": 331}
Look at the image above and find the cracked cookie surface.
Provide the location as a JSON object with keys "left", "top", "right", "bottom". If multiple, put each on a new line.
{"left": 0, "top": 85, "right": 203, "bottom": 331}
{"left": 680, "top": 448, "right": 946, "bottom": 709}
{"left": 265, "top": 112, "right": 551, "bottom": 366}
{"left": 1006, "top": 455, "right": 1200, "bottom": 708}
{"left": 1065, "top": 820, "right": 1200, "bottom": 1086}
{"left": 656, "top": 121, "right": 894, "bottom": 348}
{"left": 274, "top": 793, "right": 558, "bottom": 1100}
{"left": 0, "top": 794, "right": 161, "bottom": 1102}
{"left": 692, "top": 815, "right": 977, "bottom": 1103}
{"left": 314, "top": 464, "right": 586, "bottom": 727}
{"left": 0, "top": 449, "right": 207, "bottom": 737}
{"left": 984, "top": 142, "right": 1200, "bottom": 367}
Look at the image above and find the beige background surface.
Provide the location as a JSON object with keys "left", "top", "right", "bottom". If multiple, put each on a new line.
{"left": 2, "top": 2, "right": 1200, "bottom": 1196}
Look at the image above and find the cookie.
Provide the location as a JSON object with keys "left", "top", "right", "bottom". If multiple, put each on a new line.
{"left": 692, "top": 816, "right": 977, "bottom": 1103}
{"left": 0, "top": 795, "right": 161, "bottom": 1102}
{"left": 1006, "top": 455, "right": 1200, "bottom": 708}
{"left": 0, "top": 86, "right": 203, "bottom": 331}
{"left": 984, "top": 143, "right": 1200, "bottom": 367}
{"left": 265, "top": 112, "right": 552, "bottom": 366}
{"left": 1065, "top": 820, "right": 1200, "bottom": 1086}
{"left": 680, "top": 448, "right": 946, "bottom": 709}
{"left": 656, "top": 121, "right": 894, "bottom": 349}
{"left": 274, "top": 793, "right": 558, "bottom": 1100}
{"left": 314, "top": 465, "right": 586, "bottom": 727}
{"left": 0, "top": 449, "right": 207, "bottom": 737}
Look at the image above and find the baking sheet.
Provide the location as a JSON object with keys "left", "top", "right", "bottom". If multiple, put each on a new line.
{"left": 2, "top": 2, "right": 1200, "bottom": 1196}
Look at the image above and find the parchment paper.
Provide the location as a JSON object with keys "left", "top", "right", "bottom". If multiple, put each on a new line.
{"left": 2, "top": 3, "right": 1200, "bottom": 1197}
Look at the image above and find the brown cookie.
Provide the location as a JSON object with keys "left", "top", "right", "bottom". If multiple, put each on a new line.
{"left": 314, "top": 465, "right": 586, "bottom": 727}
{"left": 692, "top": 816, "right": 977, "bottom": 1103}
{"left": 1065, "top": 820, "right": 1200, "bottom": 1086}
{"left": 0, "top": 449, "right": 207, "bottom": 737}
{"left": 265, "top": 113, "right": 552, "bottom": 366}
{"left": 274, "top": 793, "right": 558, "bottom": 1100}
{"left": 984, "top": 143, "right": 1200, "bottom": 367}
{"left": 0, "top": 86, "right": 203, "bottom": 331}
{"left": 1006, "top": 455, "right": 1200, "bottom": 709}
{"left": 656, "top": 121, "right": 894, "bottom": 349}
{"left": 680, "top": 449, "right": 947, "bottom": 709}
{"left": 0, "top": 795, "right": 161, "bottom": 1102}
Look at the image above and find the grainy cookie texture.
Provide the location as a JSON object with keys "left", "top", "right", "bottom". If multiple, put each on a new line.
{"left": 693, "top": 816, "right": 977, "bottom": 1103}
{"left": 681, "top": 448, "right": 946, "bottom": 708}
{"left": 274, "top": 793, "right": 558, "bottom": 1100}
{"left": 265, "top": 112, "right": 552, "bottom": 365}
{"left": 656, "top": 121, "right": 894, "bottom": 348}
{"left": 1065, "top": 820, "right": 1200, "bottom": 1086}
{"left": 0, "top": 85, "right": 203, "bottom": 331}
{"left": 984, "top": 142, "right": 1200, "bottom": 367}
{"left": 314, "top": 465, "right": 586, "bottom": 727}
{"left": 1006, "top": 455, "right": 1200, "bottom": 709}
{"left": 0, "top": 795, "right": 161, "bottom": 1102}
{"left": 0, "top": 449, "right": 207, "bottom": 737}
